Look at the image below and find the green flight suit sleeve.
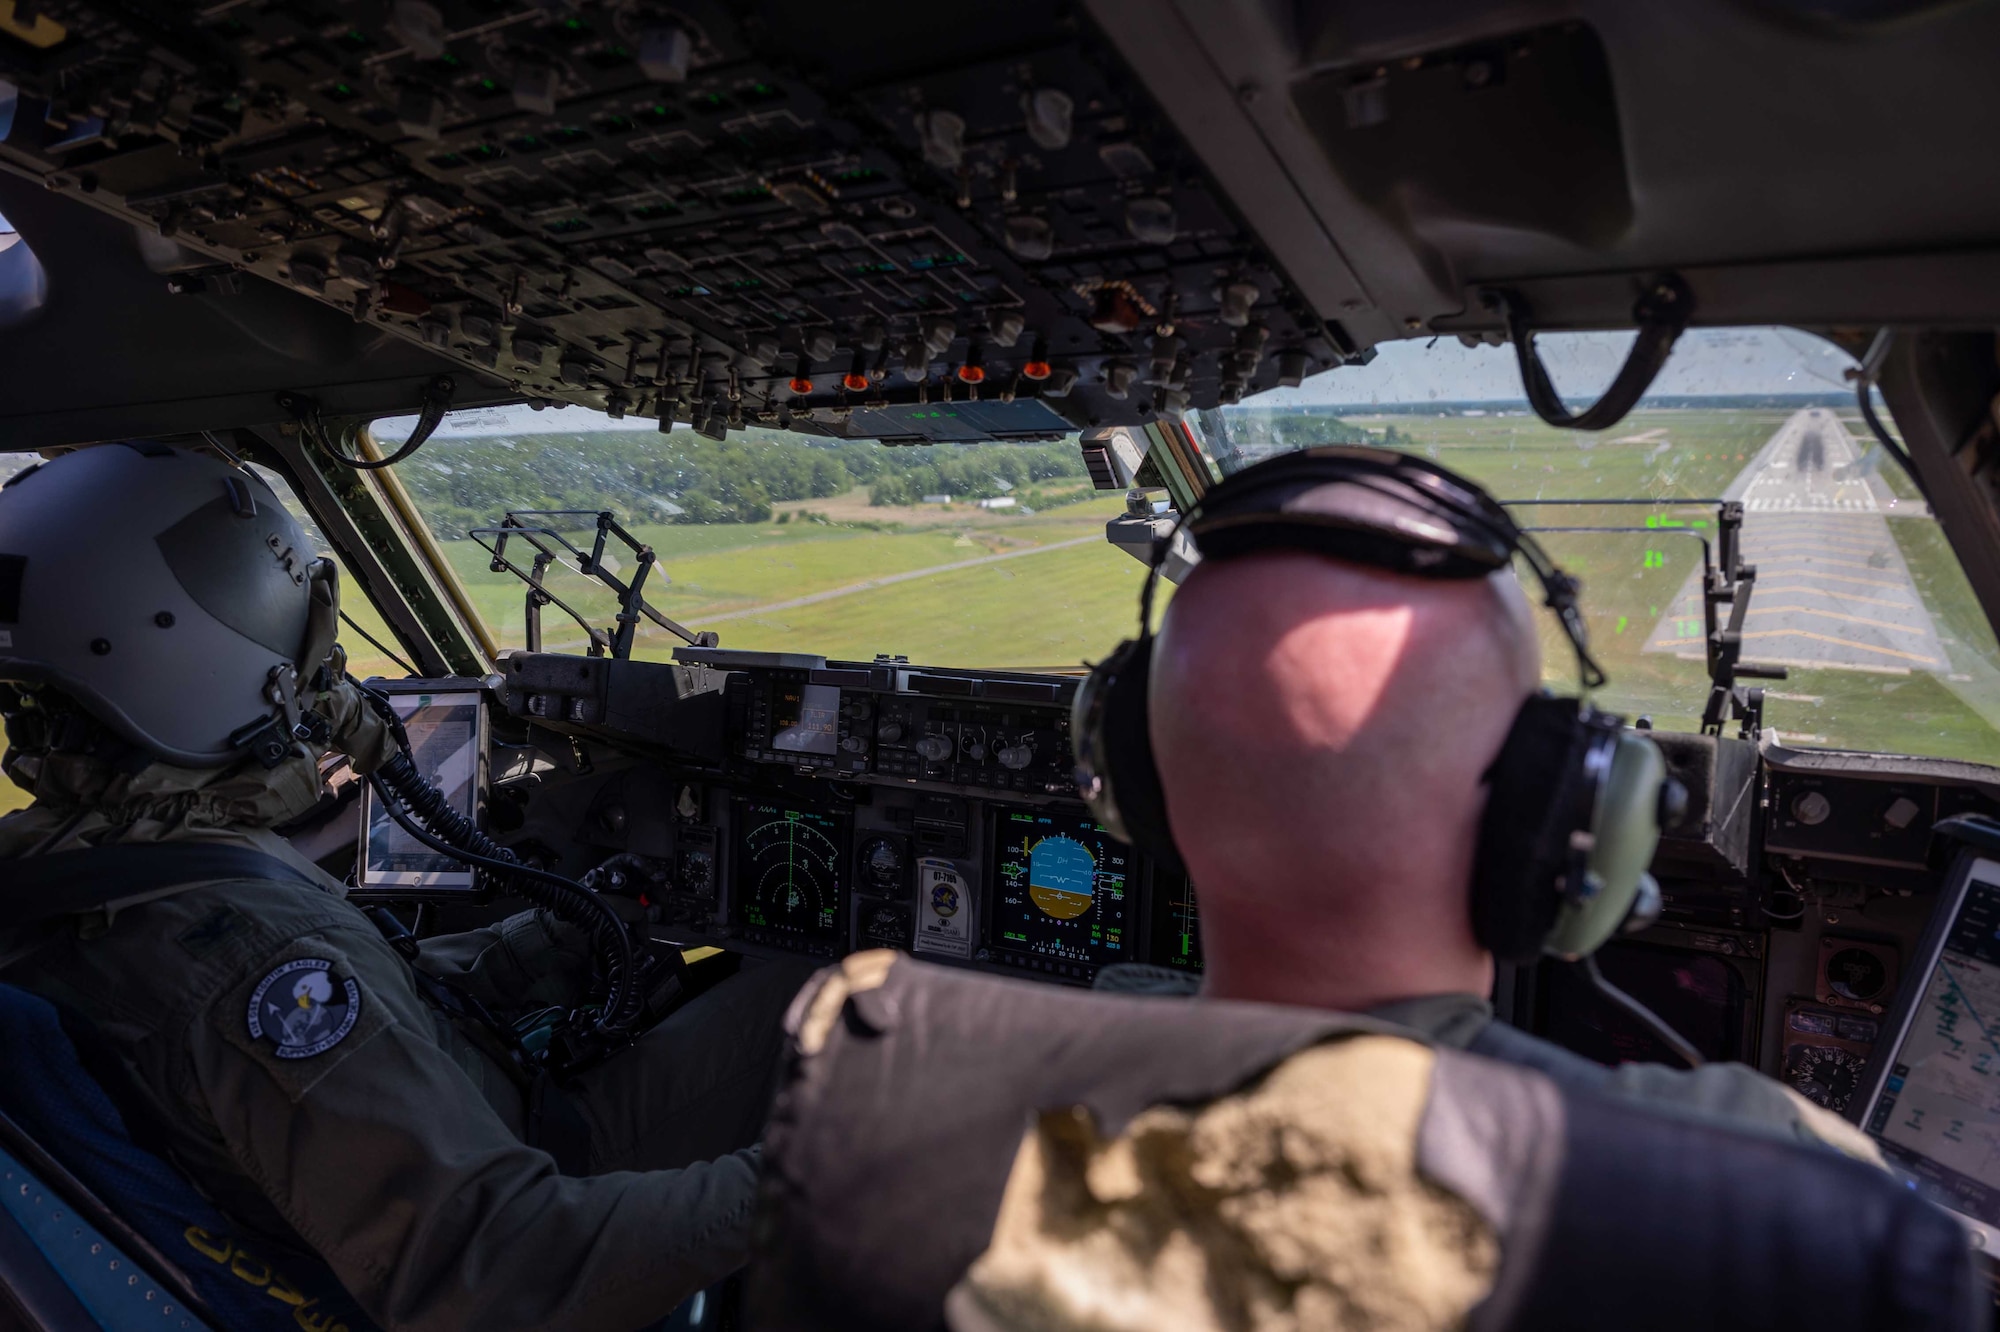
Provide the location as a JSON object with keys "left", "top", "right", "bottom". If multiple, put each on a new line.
{"left": 1602, "top": 1061, "right": 1885, "bottom": 1165}
{"left": 414, "top": 909, "right": 595, "bottom": 1016}
{"left": 190, "top": 918, "right": 754, "bottom": 1332}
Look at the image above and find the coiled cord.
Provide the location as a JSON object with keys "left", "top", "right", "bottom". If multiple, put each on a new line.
{"left": 356, "top": 684, "right": 639, "bottom": 1037}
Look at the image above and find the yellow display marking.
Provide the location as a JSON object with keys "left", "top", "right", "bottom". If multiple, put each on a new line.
{"left": 1747, "top": 605, "right": 1928, "bottom": 635}
{"left": 1029, "top": 886, "right": 1094, "bottom": 919}
{"left": 1733, "top": 629, "right": 1940, "bottom": 665}
{"left": 1753, "top": 583, "right": 1913, "bottom": 610}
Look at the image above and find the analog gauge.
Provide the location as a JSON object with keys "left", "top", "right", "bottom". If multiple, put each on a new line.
{"left": 861, "top": 902, "right": 911, "bottom": 947}
{"left": 1785, "top": 1044, "right": 1864, "bottom": 1113}
{"left": 856, "top": 834, "right": 909, "bottom": 896}
{"left": 676, "top": 847, "right": 715, "bottom": 900}
{"left": 1792, "top": 790, "right": 1832, "bottom": 825}
{"left": 1827, "top": 946, "right": 1890, "bottom": 1003}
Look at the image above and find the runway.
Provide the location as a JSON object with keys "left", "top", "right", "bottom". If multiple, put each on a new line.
{"left": 1644, "top": 408, "right": 1946, "bottom": 675}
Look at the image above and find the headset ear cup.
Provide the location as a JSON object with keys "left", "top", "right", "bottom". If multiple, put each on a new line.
{"left": 1472, "top": 696, "right": 1590, "bottom": 964}
{"left": 1095, "top": 637, "right": 1188, "bottom": 875}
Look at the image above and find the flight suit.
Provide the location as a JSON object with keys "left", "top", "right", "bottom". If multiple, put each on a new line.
{"left": 0, "top": 755, "right": 812, "bottom": 1332}
{"left": 1094, "top": 968, "right": 1881, "bottom": 1162}
{"left": 1368, "top": 991, "right": 1884, "bottom": 1162}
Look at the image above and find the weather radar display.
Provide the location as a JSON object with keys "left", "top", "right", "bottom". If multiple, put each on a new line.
{"left": 990, "top": 810, "right": 1129, "bottom": 972}
{"left": 736, "top": 803, "right": 847, "bottom": 940}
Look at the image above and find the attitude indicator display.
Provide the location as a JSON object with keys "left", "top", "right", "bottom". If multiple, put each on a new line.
{"left": 736, "top": 802, "right": 848, "bottom": 941}
{"left": 989, "top": 810, "right": 1129, "bottom": 973}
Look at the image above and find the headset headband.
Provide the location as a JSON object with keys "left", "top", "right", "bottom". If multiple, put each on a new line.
{"left": 1137, "top": 446, "right": 1607, "bottom": 689}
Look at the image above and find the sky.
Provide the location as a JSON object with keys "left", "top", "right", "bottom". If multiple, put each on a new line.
{"left": 379, "top": 326, "right": 1860, "bottom": 439}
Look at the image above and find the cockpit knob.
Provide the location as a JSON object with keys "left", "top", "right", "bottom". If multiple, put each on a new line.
{"left": 877, "top": 721, "right": 904, "bottom": 744}
{"left": 915, "top": 734, "right": 953, "bottom": 762}
{"left": 997, "top": 744, "right": 1033, "bottom": 770}
{"left": 840, "top": 735, "right": 870, "bottom": 755}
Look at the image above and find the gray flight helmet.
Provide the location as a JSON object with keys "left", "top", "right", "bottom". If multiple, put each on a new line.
{"left": 0, "top": 442, "right": 337, "bottom": 767}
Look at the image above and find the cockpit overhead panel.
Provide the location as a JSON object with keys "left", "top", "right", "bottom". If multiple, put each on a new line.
{"left": 0, "top": 0, "right": 1350, "bottom": 439}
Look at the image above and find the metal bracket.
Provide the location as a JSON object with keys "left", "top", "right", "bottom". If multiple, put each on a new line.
{"left": 471, "top": 509, "right": 716, "bottom": 659}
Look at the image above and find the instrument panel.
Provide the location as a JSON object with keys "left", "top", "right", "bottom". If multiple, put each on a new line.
{"left": 533, "top": 647, "right": 1195, "bottom": 983}
{"left": 483, "top": 643, "right": 2000, "bottom": 1108}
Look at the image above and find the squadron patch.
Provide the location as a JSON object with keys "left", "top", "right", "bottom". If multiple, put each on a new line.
{"left": 246, "top": 958, "right": 360, "bottom": 1060}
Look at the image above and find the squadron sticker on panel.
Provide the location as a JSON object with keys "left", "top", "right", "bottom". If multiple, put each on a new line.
{"left": 915, "top": 857, "right": 973, "bottom": 959}
{"left": 247, "top": 958, "right": 361, "bottom": 1059}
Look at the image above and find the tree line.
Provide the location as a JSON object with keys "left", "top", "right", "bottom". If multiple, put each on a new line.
{"left": 391, "top": 409, "right": 1393, "bottom": 539}
{"left": 393, "top": 428, "right": 1095, "bottom": 538}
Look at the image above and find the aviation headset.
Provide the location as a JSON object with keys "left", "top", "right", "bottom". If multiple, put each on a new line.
{"left": 1071, "top": 446, "right": 1683, "bottom": 964}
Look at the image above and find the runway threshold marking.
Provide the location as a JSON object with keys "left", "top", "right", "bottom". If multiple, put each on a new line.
{"left": 1749, "top": 604, "right": 1936, "bottom": 635}
{"left": 1733, "top": 629, "right": 1940, "bottom": 665}
{"left": 1756, "top": 555, "right": 1906, "bottom": 575}
{"left": 1759, "top": 569, "right": 1912, "bottom": 591}
{"left": 1751, "top": 540, "right": 1886, "bottom": 556}
{"left": 1753, "top": 583, "right": 1914, "bottom": 609}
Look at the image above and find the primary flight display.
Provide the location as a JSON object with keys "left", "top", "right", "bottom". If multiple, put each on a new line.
{"left": 989, "top": 809, "right": 1130, "bottom": 974}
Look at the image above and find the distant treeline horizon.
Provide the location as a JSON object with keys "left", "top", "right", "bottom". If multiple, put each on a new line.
{"left": 392, "top": 428, "right": 1096, "bottom": 539}
{"left": 1218, "top": 392, "right": 1851, "bottom": 417}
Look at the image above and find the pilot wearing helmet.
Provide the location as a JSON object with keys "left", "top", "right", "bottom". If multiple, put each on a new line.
{"left": 0, "top": 442, "right": 808, "bottom": 1331}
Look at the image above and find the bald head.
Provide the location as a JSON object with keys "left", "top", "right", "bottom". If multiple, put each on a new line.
{"left": 1149, "top": 552, "right": 1541, "bottom": 1011}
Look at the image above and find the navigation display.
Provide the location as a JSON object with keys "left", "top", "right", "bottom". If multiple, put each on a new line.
{"left": 772, "top": 682, "right": 840, "bottom": 756}
{"left": 989, "top": 810, "right": 1130, "bottom": 971}
{"left": 1863, "top": 856, "right": 2000, "bottom": 1241}
{"left": 735, "top": 802, "right": 848, "bottom": 940}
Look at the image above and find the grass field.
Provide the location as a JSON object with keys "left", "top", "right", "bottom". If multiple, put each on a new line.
{"left": 6, "top": 405, "right": 1997, "bottom": 824}
{"left": 1268, "top": 409, "right": 2000, "bottom": 761}
{"left": 219, "top": 409, "right": 2000, "bottom": 764}
{"left": 428, "top": 485, "right": 1153, "bottom": 670}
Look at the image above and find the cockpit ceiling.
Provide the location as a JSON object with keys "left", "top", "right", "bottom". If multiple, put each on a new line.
{"left": 0, "top": 0, "right": 1347, "bottom": 445}
{"left": 1106, "top": 0, "right": 2000, "bottom": 336}
{"left": 1, "top": 1, "right": 1998, "bottom": 447}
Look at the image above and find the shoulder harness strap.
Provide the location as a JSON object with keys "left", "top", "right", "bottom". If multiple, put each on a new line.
{"left": 0, "top": 844, "right": 319, "bottom": 928}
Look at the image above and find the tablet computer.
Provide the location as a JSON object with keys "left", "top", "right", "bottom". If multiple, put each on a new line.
{"left": 1855, "top": 850, "right": 2000, "bottom": 1252}
{"left": 356, "top": 682, "right": 487, "bottom": 895}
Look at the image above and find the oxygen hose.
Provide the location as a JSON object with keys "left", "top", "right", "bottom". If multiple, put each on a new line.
{"left": 354, "top": 684, "right": 640, "bottom": 1038}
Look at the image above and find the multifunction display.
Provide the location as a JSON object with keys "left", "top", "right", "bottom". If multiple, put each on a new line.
{"left": 772, "top": 682, "right": 840, "bottom": 757}
{"left": 735, "top": 802, "right": 849, "bottom": 944}
{"left": 989, "top": 809, "right": 1130, "bottom": 976}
